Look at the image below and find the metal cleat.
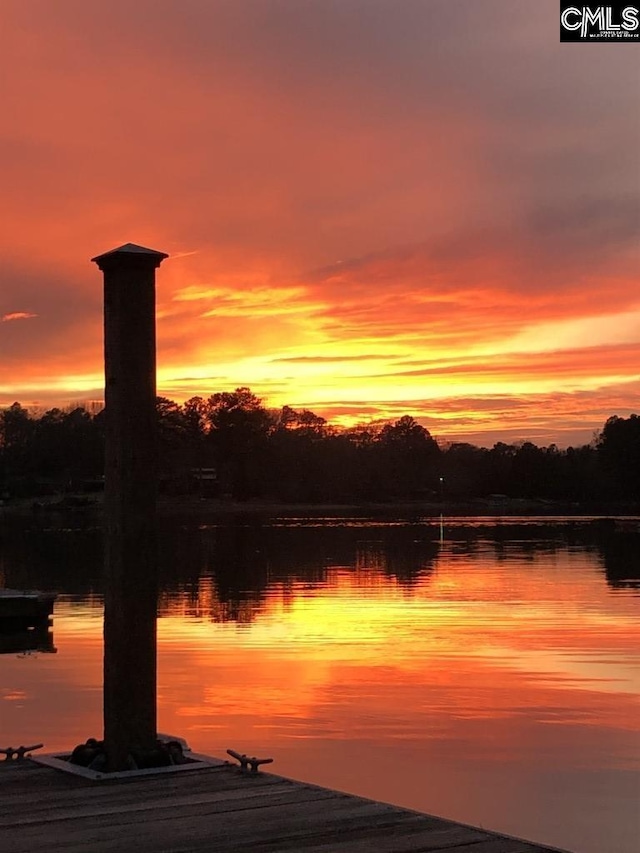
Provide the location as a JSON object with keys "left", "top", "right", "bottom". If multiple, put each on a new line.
{"left": 0, "top": 744, "right": 44, "bottom": 761}
{"left": 226, "top": 749, "right": 273, "bottom": 774}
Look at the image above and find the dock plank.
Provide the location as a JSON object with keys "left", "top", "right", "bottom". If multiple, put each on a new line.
{"left": 0, "top": 760, "right": 572, "bottom": 853}
{"left": 267, "top": 823, "right": 490, "bottom": 852}
{"left": 299, "top": 836, "right": 540, "bottom": 853}
{"left": 2, "top": 784, "right": 344, "bottom": 827}
{"left": 1, "top": 765, "right": 277, "bottom": 810}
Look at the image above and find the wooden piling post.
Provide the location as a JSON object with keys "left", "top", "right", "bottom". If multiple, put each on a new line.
{"left": 92, "top": 242, "right": 168, "bottom": 772}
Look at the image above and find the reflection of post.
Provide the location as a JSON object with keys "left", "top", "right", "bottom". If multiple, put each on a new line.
{"left": 92, "top": 243, "right": 168, "bottom": 772}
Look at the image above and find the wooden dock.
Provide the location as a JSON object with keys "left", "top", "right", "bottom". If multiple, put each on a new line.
{"left": 0, "top": 590, "right": 56, "bottom": 654}
{"left": 0, "top": 759, "right": 572, "bottom": 852}
{"left": 0, "top": 589, "right": 55, "bottom": 624}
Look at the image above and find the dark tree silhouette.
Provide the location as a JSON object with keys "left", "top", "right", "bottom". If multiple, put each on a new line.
{"left": 373, "top": 416, "right": 441, "bottom": 499}
{"left": 0, "top": 395, "right": 636, "bottom": 508}
{"left": 205, "top": 388, "right": 273, "bottom": 500}
{"left": 0, "top": 402, "right": 35, "bottom": 481}
{"left": 598, "top": 414, "right": 640, "bottom": 500}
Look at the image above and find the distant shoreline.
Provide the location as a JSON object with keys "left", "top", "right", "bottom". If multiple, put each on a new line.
{"left": 1, "top": 493, "right": 638, "bottom": 521}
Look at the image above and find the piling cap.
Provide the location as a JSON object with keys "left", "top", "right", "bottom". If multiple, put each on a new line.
{"left": 91, "top": 243, "right": 169, "bottom": 270}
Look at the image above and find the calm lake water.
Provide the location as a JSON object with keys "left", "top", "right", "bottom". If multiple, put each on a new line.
{"left": 1, "top": 514, "right": 638, "bottom": 853}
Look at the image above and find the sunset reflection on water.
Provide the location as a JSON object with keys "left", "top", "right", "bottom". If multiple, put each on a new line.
{"left": 1, "top": 519, "right": 638, "bottom": 853}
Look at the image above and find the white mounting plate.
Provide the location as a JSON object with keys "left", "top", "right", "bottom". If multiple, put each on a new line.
{"left": 32, "top": 734, "right": 226, "bottom": 781}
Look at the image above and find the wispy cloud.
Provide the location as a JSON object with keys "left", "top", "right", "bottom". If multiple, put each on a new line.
{"left": 2, "top": 312, "right": 37, "bottom": 322}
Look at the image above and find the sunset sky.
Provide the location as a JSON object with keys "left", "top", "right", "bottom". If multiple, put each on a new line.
{"left": 1, "top": 0, "right": 638, "bottom": 447}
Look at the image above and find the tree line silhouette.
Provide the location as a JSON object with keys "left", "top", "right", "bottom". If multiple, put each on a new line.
{"left": 1, "top": 388, "right": 638, "bottom": 504}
